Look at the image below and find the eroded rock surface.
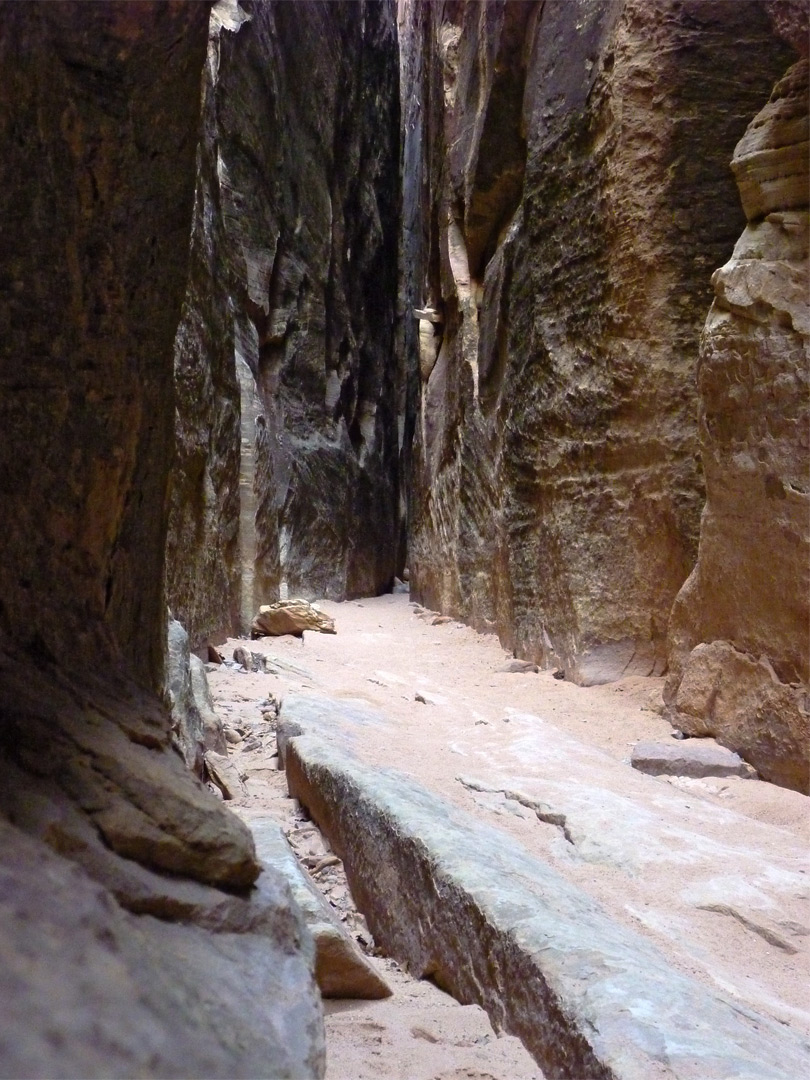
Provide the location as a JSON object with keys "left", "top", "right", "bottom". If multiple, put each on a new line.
{"left": 167, "top": 0, "right": 404, "bottom": 648}
{"left": 251, "top": 599, "right": 337, "bottom": 639}
{"left": 278, "top": 696, "right": 810, "bottom": 1080}
{"left": 401, "top": 0, "right": 794, "bottom": 684}
{"left": 665, "top": 57, "right": 810, "bottom": 793}
{"left": 0, "top": 5, "right": 323, "bottom": 1074}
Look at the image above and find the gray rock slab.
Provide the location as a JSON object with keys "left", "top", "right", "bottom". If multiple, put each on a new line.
{"left": 0, "top": 819, "right": 324, "bottom": 1080}
{"left": 250, "top": 817, "right": 391, "bottom": 1000}
{"left": 278, "top": 694, "right": 810, "bottom": 1080}
{"left": 631, "top": 739, "right": 758, "bottom": 779}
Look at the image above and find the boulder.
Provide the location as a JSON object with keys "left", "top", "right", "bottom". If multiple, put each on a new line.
{"left": 631, "top": 739, "right": 758, "bottom": 780}
{"left": 251, "top": 600, "right": 337, "bottom": 639}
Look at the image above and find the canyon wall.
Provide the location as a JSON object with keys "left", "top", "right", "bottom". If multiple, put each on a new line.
{"left": 665, "top": 52, "right": 809, "bottom": 793}
{"left": 401, "top": 0, "right": 795, "bottom": 686}
{"left": 167, "top": 0, "right": 403, "bottom": 648}
{"left": 0, "top": 4, "right": 323, "bottom": 1074}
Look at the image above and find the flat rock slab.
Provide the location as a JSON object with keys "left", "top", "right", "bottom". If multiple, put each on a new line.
{"left": 631, "top": 739, "right": 757, "bottom": 779}
{"left": 249, "top": 817, "right": 391, "bottom": 1000}
{"left": 278, "top": 694, "right": 810, "bottom": 1080}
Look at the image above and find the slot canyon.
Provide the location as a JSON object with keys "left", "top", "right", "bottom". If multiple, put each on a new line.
{"left": 0, "top": 2, "right": 807, "bottom": 1078}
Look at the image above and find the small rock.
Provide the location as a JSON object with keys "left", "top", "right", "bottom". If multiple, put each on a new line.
{"left": 414, "top": 692, "right": 429, "bottom": 704}
{"left": 431, "top": 615, "right": 453, "bottom": 625}
{"left": 498, "top": 659, "right": 539, "bottom": 674}
{"left": 204, "top": 752, "right": 248, "bottom": 800}
{"left": 671, "top": 729, "right": 688, "bottom": 740}
{"left": 242, "top": 736, "right": 262, "bottom": 752}
{"left": 552, "top": 669, "right": 565, "bottom": 680}
{"left": 392, "top": 577, "right": 409, "bottom": 594}
{"left": 224, "top": 727, "right": 243, "bottom": 746}
{"left": 207, "top": 645, "right": 223, "bottom": 664}
{"left": 631, "top": 740, "right": 758, "bottom": 780}
{"left": 233, "top": 646, "right": 251, "bottom": 669}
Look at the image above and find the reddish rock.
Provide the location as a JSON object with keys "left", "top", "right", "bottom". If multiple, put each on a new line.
{"left": 401, "top": 0, "right": 794, "bottom": 685}
{"left": 666, "top": 59, "right": 810, "bottom": 794}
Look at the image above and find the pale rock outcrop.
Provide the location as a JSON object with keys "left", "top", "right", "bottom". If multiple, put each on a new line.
{"left": 251, "top": 599, "right": 337, "bottom": 639}
{"left": 167, "top": 0, "right": 404, "bottom": 648}
{"left": 401, "top": 0, "right": 794, "bottom": 684}
{"left": 665, "top": 58, "right": 809, "bottom": 793}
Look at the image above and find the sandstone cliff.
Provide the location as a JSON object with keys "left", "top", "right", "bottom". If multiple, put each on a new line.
{"left": 0, "top": 4, "right": 323, "bottom": 1074}
{"left": 401, "top": 0, "right": 794, "bottom": 686}
{"left": 665, "top": 56, "right": 810, "bottom": 793}
{"left": 167, "top": 0, "right": 403, "bottom": 648}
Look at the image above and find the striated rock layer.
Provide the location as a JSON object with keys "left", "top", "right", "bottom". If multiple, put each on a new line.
{"left": 0, "top": 4, "right": 323, "bottom": 1074}
{"left": 665, "top": 57, "right": 810, "bottom": 793}
{"left": 167, "top": 0, "right": 403, "bottom": 648}
{"left": 401, "top": 0, "right": 794, "bottom": 685}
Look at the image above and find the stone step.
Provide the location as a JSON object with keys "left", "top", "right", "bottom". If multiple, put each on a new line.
{"left": 278, "top": 694, "right": 810, "bottom": 1080}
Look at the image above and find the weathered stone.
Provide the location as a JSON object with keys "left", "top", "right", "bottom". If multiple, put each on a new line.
{"left": 249, "top": 816, "right": 392, "bottom": 1000}
{"left": 666, "top": 59, "right": 810, "bottom": 793}
{"left": 278, "top": 706, "right": 810, "bottom": 1079}
{"left": 167, "top": 618, "right": 206, "bottom": 775}
{"left": 631, "top": 739, "right": 758, "bottom": 780}
{"left": 205, "top": 751, "right": 248, "bottom": 801}
{"left": 0, "top": 820, "right": 324, "bottom": 1080}
{"left": 401, "top": 0, "right": 795, "bottom": 684}
{"left": 669, "top": 642, "right": 809, "bottom": 792}
{"left": 167, "top": 0, "right": 404, "bottom": 645}
{"left": 251, "top": 600, "right": 337, "bottom": 639}
{"left": 499, "top": 659, "right": 539, "bottom": 674}
{"left": 0, "top": 9, "right": 324, "bottom": 1072}
{"left": 189, "top": 652, "right": 228, "bottom": 755}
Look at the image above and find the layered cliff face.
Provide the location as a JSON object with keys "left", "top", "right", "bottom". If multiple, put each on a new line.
{"left": 665, "top": 56, "right": 810, "bottom": 793}
{"left": 167, "top": 0, "right": 403, "bottom": 647}
{"left": 402, "top": 0, "right": 794, "bottom": 686}
{"left": 0, "top": 4, "right": 323, "bottom": 1074}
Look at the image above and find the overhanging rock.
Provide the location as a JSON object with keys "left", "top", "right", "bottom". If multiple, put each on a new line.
{"left": 278, "top": 694, "right": 810, "bottom": 1080}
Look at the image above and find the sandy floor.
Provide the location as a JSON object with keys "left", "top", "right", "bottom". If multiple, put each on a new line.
{"left": 207, "top": 592, "right": 810, "bottom": 1078}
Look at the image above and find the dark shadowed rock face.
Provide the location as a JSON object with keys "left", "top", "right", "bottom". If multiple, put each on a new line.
{"left": 0, "top": 5, "right": 324, "bottom": 1074}
{"left": 665, "top": 57, "right": 810, "bottom": 794}
{"left": 401, "top": 0, "right": 794, "bottom": 685}
{"left": 167, "top": 0, "right": 403, "bottom": 647}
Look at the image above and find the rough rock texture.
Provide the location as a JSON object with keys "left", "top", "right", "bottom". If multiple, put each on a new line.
{"left": 665, "top": 57, "right": 810, "bottom": 793}
{"left": 167, "top": 0, "right": 404, "bottom": 648}
{"left": 251, "top": 599, "right": 337, "bottom": 639}
{"left": 0, "top": 5, "right": 323, "bottom": 1074}
{"left": 278, "top": 697, "right": 810, "bottom": 1080}
{"left": 0, "top": 820, "right": 324, "bottom": 1080}
{"left": 401, "top": 0, "right": 795, "bottom": 684}
{"left": 167, "top": 617, "right": 228, "bottom": 773}
{"left": 250, "top": 816, "right": 392, "bottom": 1000}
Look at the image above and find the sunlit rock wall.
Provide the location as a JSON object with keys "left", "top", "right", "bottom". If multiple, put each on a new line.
{"left": 168, "top": 0, "right": 403, "bottom": 646}
{"left": 402, "top": 0, "right": 794, "bottom": 685}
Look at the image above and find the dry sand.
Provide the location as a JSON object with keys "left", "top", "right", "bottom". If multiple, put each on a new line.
{"left": 207, "top": 592, "right": 810, "bottom": 1079}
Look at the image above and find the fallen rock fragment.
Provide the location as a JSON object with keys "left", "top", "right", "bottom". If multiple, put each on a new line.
{"left": 631, "top": 740, "right": 758, "bottom": 780}
{"left": 498, "top": 659, "right": 539, "bottom": 674}
{"left": 251, "top": 599, "right": 336, "bottom": 639}
{"left": 205, "top": 751, "right": 248, "bottom": 800}
{"left": 249, "top": 817, "right": 391, "bottom": 1000}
